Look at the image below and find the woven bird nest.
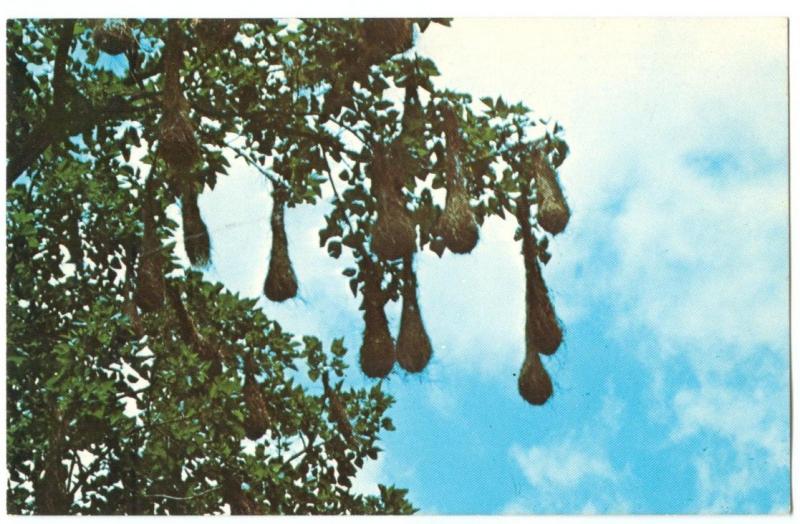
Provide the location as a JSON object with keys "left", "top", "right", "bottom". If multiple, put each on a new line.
{"left": 523, "top": 236, "right": 563, "bottom": 356}
{"left": 396, "top": 257, "right": 432, "bottom": 373}
{"left": 360, "top": 18, "right": 414, "bottom": 62}
{"left": 534, "top": 155, "right": 570, "bottom": 235}
{"left": 181, "top": 183, "right": 210, "bottom": 267}
{"left": 243, "top": 379, "right": 270, "bottom": 441}
{"left": 322, "top": 373, "right": 353, "bottom": 441}
{"left": 369, "top": 147, "right": 417, "bottom": 261}
{"left": 195, "top": 19, "right": 240, "bottom": 51}
{"left": 359, "top": 268, "right": 396, "bottom": 378}
{"left": 518, "top": 350, "right": 553, "bottom": 406}
{"left": 166, "top": 284, "right": 222, "bottom": 378}
{"left": 93, "top": 20, "right": 135, "bottom": 56}
{"left": 264, "top": 189, "right": 298, "bottom": 302}
{"left": 134, "top": 201, "right": 165, "bottom": 313}
{"left": 158, "top": 108, "right": 201, "bottom": 173}
{"left": 438, "top": 106, "right": 479, "bottom": 254}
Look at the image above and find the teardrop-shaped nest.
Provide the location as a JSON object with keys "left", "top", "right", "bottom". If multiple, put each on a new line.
{"left": 323, "top": 374, "right": 354, "bottom": 441}
{"left": 264, "top": 192, "right": 298, "bottom": 302}
{"left": 369, "top": 145, "right": 417, "bottom": 261}
{"left": 360, "top": 303, "right": 396, "bottom": 378}
{"left": 93, "top": 21, "right": 135, "bottom": 55}
{"left": 534, "top": 157, "right": 570, "bottom": 235}
{"left": 524, "top": 247, "right": 562, "bottom": 356}
{"left": 359, "top": 270, "right": 396, "bottom": 378}
{"left": 243, "top": 380, "right": 270, "bottom": 441}
{"left": 360, "top": 18, "right": 413, "bottom": 60}
{"left": 439, "top": 182, "right": 479, "bottom": 254}
{"left": 195, "top": 19, "right": 240, "bottom": 51}
{"left": 371, "top": 199, "right": 416, "bottom": 261}
{"left": 518, "top": 350, "right": 553, "bottom": 405}
{"left": 181, "top": 185, "right": 210, "bottom": 267}
{"left": 223, "top": 477, "right": 259, "bottom": 515}
{"left": 134, "top": 208, "right": 165, "bottom": 313}
{"left": 397, "top": 260, "right": 432, "bottom": 373}
{"left": 158, "top": 109, "right": 200, "bottom": 173}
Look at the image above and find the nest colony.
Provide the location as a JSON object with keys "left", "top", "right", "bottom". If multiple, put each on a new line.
{"left": 92, "top": 20, "right": 136, "bottom": 56}
{"left": 438, "top": 106, "right": 479, "bottom": 254}
{"left": 370, "top": 144, "right": 417, "bottom": 261}
{"left": 514, "top": 154, "right": 571, "bottom": 405}
{"left": 263, "top": 187, "right": 299, "bottom": 302}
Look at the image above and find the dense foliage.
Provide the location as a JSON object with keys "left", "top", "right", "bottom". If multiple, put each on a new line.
{"left": 6, "top": 18, "right": 570, "bottom": 515}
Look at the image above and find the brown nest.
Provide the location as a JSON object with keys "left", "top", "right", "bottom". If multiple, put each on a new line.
{"left": 359, "top": 268, "right": 396, "bottom": 378}
{"left": 369, "top": 146, "right": 417, "bottom": 261}
{"left": 534, "top": 155, "right": 570, "bottom": 235}
{"left": 371, "top": 198, "right": 416, "bottom": 261}
{"left": 438, "top": 106, "right": 479, "bottom": 254}
{"left": 243, "top": 379, "right": 270, "bottom": 441}
{"left": 360, "top": 18, "right": 414, "bottom": 62}
{"left": 195, "top": 19, "right": 240, "bottom": 51}
{"left": 223, "top": 477, "right": 259, "bottom": 515}
{"left": 158, "top": 108, "right": 200, "bottom": 174}
{"left": 93, "top": 21, "right": 135, "bottom": 56}
{"left": 523, "top": 237, "right": 563, "bottom": 356}
{"left": 439, "top": 181, "right": 479, "bottom": 254}
{"left": 322, "top": 372, "right": 353, "bottom": 441}
{"left": 396, "top": 257, "right": 432, "bottom": 373}
{"left": 181, "top": 183, "right": 210, "bottom": 267}
{"left": 134, "top": 201, "right": 165, "bottom": 313}
{"left": 264, "top": 190, "right": 298, "bottom": 302}
{"left": 518, "top": 350, "right": 553, "bottom": 405}
{"left": 166, "top": 284, "right": 222, "bottom": 378}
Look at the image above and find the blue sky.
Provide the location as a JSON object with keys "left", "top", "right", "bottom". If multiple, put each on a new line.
{"left": 164, "top": 18, "right": 789, "bottom": 514}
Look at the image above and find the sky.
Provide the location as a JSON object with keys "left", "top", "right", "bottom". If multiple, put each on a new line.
{"left": 175, "top": 19, "right": 789, "bottom": 514}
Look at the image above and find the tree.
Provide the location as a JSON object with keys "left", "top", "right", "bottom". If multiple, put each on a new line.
{"left": 6, "top": 18, "right": 571, "bottom": 515}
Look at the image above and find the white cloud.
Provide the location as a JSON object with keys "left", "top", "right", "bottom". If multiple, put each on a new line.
{"left": 504, "top": 388, "right": 631, "bottom": 513}
{"left": 510, "top": 440, "right": 616, "bottom": 490}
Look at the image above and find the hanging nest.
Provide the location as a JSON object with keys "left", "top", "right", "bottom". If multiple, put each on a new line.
{"left": 223, "top": 477, "right": 258, "bottom": 515}
{"left": 158, "top": 108, "right": 200, "bottom": 174}
{"left": 438, "top": 106, "right": 479, "bottom": 254}
{"left": 195, "top": 19, "right": 240, "bottom": 51}
{"left": 401, "top": 85, "right": 425, "bottom": 139}
{"left": 243, "top": 378, "right": 270, "bottom": 441}
{"left": 371, "top": 199, "right": 416, "bottom": 261}
{"left": 396, "top": 257, "right": 432, "bottom": 373}
{"left": 322, "top": 372, "right": 353, "bottom": 441}
{"left": 123, "top": 301, "right": 145, "bottom": 340}
{"left": 533, "top": 154, "right": 570, "bottom": 235}
{"left": 439, "top": 181, "right": 479, "bottom": 254}
{"left": 93, "top": 20, "right": 135, "bottom": 56}
{"left": 359, "top": 267, "right": 396, "bottom": 378}
{"left": 518, "top": 350, "right": 553, "bottom": 406}
{"left": 264, "top": 188, "right": 298, "bottom": 302}
{"left": 369, "top": 146, "right": 417, "bottom": 261}
{"left": 166, "top": 284, "right": 222, "bottom": 378}
{"left": 181, "top": 182, "right": 210, "bottom": 267}
{"left": 360, "top": 18, "right": 414, "bottom": 63}
{"left": 523, "top": 230, "right": 563, "bottom": 356}
{"left": 159, "top": 21, "right": 201, "bottom": 174}
{"left": 134, "top": 197, "right": 165, "bottom": 313}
